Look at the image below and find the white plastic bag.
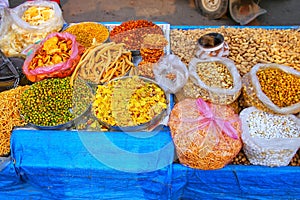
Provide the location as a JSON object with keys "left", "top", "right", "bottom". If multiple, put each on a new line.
{"left": 0, "top": 0, "right": 64, "bottom": 56}
{"left": 240, "top": 107, "right": 300, "bottom": 167}
{"left": 242, "top": 63, "right": 300, "bottom": 115}
{"left": 153, "top": 54, "right": 189, "bottom": 94}
{"left": 183, "top": 57, "right": 242, "bottom": 105}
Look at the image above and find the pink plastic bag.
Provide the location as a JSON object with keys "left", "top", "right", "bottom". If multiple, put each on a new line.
{"left": 23, "top": 32, "right": 84, "bottom": 82}
{"left": 169, "top": 98, "right": 242, "bottom": 170}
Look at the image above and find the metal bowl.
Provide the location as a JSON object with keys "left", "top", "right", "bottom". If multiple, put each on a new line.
{"left": 25, "top": 105, "right": 91, "bottom": 130}
{"left": 23, "top": 78, "right": 93, "bottom": 130}
{"left": 92, "top": 76, "right": 169, "bottom": 132}
{"left": 63, "top": 22, "right": 110, "bottom": 46}
{"left": 198, "top": 32, "right": 225, "bottom": 51}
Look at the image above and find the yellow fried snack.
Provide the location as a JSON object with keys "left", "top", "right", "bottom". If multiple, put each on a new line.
{"left": 22, "top": 6, "right": 54, "bottom": 26}
{"left": 92, "top": 76, "right": 167, "bottom": 127}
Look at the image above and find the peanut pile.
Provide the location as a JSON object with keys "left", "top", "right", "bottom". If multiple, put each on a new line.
{"left": 171, "top": 27, "right": 300, "bottom": 166}
{"left": 170, "top": 28, "right": 300, "bottom": 75}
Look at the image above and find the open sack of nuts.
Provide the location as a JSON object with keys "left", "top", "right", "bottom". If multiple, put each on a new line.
{"left": 153, "top": 54, "right": 189, "bottom": 94}
{"left": 240, "top": 107, "right": 300, "bottom": 167}
{"left": 241, "top": 63, "right": 300, "bottom": 115}
{"left": 168, "top": 98, "right": 242, "bottom": 170}
{"left": 23, "top": 32, "right": 84, "bottom": 82}
{"left": 0, "top": 0, "right": 64, "bottom": 57}
{"left": 181, "top": 57, "right": 242, "bottom": 105}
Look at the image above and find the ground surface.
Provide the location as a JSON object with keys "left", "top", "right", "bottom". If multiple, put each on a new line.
{"left": 8, "top": 0, "right": 300, "bottom": 26}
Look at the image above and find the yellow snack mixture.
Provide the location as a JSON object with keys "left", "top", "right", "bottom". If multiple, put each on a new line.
{"left": 92, "top": 76, "right": 167, "bottom": 127}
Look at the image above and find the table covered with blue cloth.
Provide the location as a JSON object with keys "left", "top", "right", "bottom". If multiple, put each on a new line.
{"left": 0, "top": 128, "right": 299, "bottom": 199}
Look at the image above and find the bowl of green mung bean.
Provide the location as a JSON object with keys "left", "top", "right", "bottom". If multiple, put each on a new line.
{"left": 19, "top": 77, "right": 93, "bottom": 130}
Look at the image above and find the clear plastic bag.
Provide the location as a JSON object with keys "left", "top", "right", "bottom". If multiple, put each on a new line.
{"left": 168, "top": 98, "right": 242, "bottom": 170}
{"left": 0, "top": 8, "right": 10, "bottom": 34}
{"left": 182, "top": 57, "right": 242, "bottom": 105}
{"left": 153, "top": 54, "right": 189, "bottom": 94}
{"left": 0, "top": 0, "right": 64, "bottom": 56}
{"left": 241, "top": 63, "right": 300, "bottom": 115}
{"left": 23, "top": 32, "right": 84, "bottom": 82}
{"left": 240, "top": 107, "right": 300, "bottom": 167}
{"left": 0, "top": 156, "right": 10, "bottom": 171}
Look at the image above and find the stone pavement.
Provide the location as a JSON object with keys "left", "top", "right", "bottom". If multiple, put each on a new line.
{"left": 8, "top": 0, "right": 300, "bottom": 26}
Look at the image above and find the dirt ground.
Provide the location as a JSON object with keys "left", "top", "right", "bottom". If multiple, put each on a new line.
{"left": 8, "top": 0, "right": 300, "bottom": 26}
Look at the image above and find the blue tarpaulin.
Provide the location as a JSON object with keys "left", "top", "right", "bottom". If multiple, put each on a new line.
{"left": 0, "top": 128, "right": 299, "bottom": 199}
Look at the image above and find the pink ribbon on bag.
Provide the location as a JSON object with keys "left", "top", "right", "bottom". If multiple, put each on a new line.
{"left": 195, "top": 98, "right": 238, "bottom": 139}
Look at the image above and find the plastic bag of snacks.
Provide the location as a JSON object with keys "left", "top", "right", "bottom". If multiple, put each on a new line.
{"left": 240, "top": 107, "right": 300, "bottom": 167}
{"left": 182, "top": 57, "right": 241, "bottom": 105}
{"left": 0, "top": 0, "right": 64, "bottom": 56}
{"left": 0, "top": 8, "right": 10, "bottom": 36}
{"left": 241, "top": 63, "right": 300, "bottom": 115}
{"left": 168, "top": 98, "right": 242, "bottom": 170}
{"left": 153, "top": 54, "right": 188, "bottom": 94}
{"left": 23, "top": 32, "right": 84, "bottom": 82}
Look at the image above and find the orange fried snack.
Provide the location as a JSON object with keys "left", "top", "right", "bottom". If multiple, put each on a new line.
{"left": 28, "top": 36, "right": 72, "bottom": 70}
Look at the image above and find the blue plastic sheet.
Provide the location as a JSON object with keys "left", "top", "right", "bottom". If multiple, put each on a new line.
{"left": 0, "top": 157, "right": 20, "bottom": 189}
{"left": 10, "top": 128, "right": 175, "bottom": 199}
{"left": 3, "top": 128, "right": 299, "bottom": 199}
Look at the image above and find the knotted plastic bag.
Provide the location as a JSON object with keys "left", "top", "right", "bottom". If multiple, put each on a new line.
{"left": 23, "top": 32, "right": 84, "bottom": 82}
{"left": 168, "top": 98, "right": 242, "bottom": 170}
{"left": 153, "top": 54, "right": 189, "bottom": 94}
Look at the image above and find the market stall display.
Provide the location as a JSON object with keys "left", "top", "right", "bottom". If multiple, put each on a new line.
{"left": 0, "top": 6, "right": 299, "bottom": 197}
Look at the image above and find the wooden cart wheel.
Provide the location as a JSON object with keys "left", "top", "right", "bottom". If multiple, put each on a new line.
{"left": 195, "top": 0, "right": 229, "bottom": 19}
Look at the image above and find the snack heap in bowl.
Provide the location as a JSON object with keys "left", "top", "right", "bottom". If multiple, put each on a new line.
{"left": 19, "top": 77, "right": 92, "bottom": 129}
{"left": 92, "top": 76, "right": 168, "bottom": 129}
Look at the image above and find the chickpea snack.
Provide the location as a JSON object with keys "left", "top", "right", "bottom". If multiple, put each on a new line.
{"left": 168, "top": 98, "right": 242, "bottom": 170}
{"left": 241, "top": 63, "right": 300, "bottom": 115}
{"left": 92, "top": 76, "right": 168, "bottom": 131}
{"left": 240, "top": 107, "right": 300, "bottom": 167}
{"left": 182, "top": 57, "right": 242, "bottom": 105}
